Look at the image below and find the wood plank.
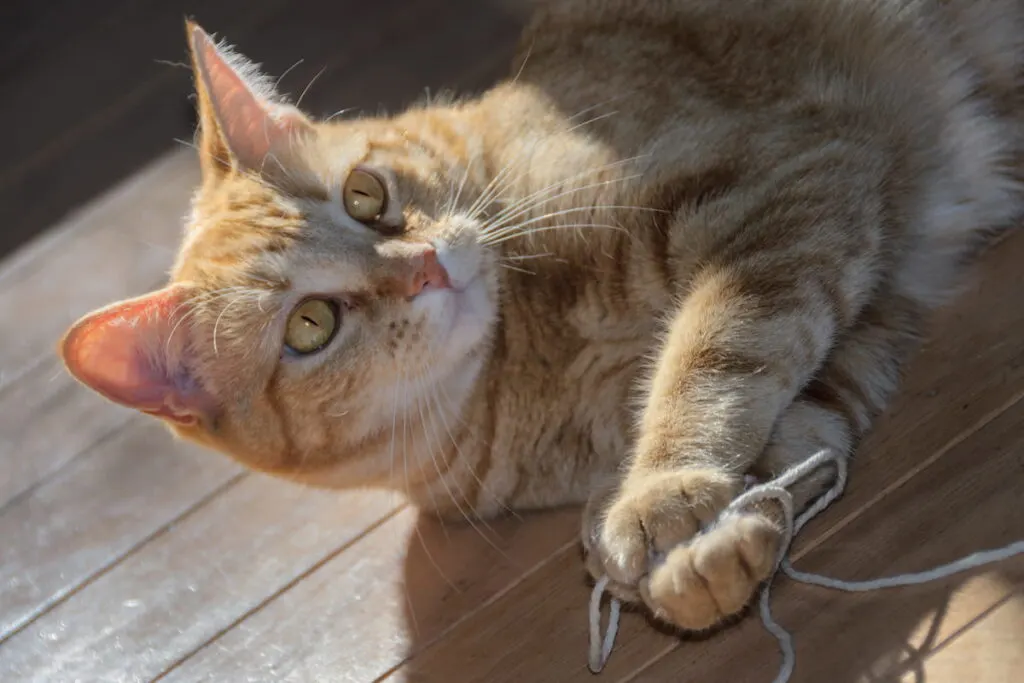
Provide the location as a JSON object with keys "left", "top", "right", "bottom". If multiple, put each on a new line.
{"left": 0, "top": 419, "right": 240, "bottom": 640}
{"left": 374, "top": 232, "right": 1024, "bottom": 681}
{"left": 0, "top": 149, "right": 196, "bottom": 510}
{"left": 0, "top": 481, "right": 399, "bottom": 682}
{"left": 0, "top": 358, "right": 134, "bottom": 510}
{"left": 157, "top": 506, "right": 581, "bottom": 682}
{"left": 0, "top": 148, "right": 196, "bottom": 392}
{"left": 630, "top": 387, "right": 1024, "bottom": 683}
{"left": 377, "top": 395, "right": 1024, "bottom": 683}
{"left": 903, "top": 593, "right": 1024, "bottom": 683}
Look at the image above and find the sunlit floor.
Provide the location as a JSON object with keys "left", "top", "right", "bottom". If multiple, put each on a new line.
{"left": 2, "top": 140, "right": 1022, "bottom": 682}
{"left": 1, "top": 1, "right": 1022, "bottom": 678}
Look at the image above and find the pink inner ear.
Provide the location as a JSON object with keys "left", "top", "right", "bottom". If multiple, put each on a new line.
{"left": 192, "top": 27, "right": 306, "bottom": 171}
{"left": 60, "top": 285, "right": 206, "bottom": 425}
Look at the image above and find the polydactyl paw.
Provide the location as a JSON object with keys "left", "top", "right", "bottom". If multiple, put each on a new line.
{"left": 582, "top": 469, "right": 781, "bottom": 631}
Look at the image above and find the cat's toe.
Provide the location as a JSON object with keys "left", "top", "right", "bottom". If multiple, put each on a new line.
{"left": 591, "top": 469, "right": 738, "bottom": 586}
{"left": 642, "top": 512, "right": 781, "bottom": 631}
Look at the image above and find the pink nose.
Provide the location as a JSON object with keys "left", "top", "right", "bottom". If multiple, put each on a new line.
{"left": 406, "top": 247, "right": 450, "bottom": 298}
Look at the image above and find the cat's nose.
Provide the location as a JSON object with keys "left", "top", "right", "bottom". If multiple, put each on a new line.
{"left": 406, "top": 247, "right": 451, "bottom": 297}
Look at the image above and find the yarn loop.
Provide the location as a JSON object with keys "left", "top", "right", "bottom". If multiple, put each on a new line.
{"left": 587, "top": 449, "right": 1024, "bottom": 680}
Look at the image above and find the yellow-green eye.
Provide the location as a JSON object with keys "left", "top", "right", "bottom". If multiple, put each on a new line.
{"left": 343, "top": 168, "right": 387, "bottom": 222}
{"left": 284, "top": 299, "right": 340, "bottom": 355}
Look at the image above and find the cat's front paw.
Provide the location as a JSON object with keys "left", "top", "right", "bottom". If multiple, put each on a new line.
{"left": 584, "top": 469, "right": 739, "bottom": 589}
{"left": 641, "top": 511, "right": 781, "bottom": 630}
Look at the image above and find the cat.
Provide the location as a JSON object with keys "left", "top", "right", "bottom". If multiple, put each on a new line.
{"left": 60, "top": 0, "right": 1024, "bottom": 633}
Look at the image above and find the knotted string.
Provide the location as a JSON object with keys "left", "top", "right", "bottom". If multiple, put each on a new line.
{"left": 587, "top": 449, "right": 1024, "bottom": 679}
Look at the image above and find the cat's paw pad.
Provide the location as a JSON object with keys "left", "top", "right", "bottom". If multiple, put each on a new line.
{"left": 585, "top": 469, "right": 739, "bottom": 588}
{"left": 641, "top": 512, "right": 781, "bottom": 631}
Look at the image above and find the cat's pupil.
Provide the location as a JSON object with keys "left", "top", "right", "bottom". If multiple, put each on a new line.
{"left": 302, "top": 316, "right": 319, "bottom": 327}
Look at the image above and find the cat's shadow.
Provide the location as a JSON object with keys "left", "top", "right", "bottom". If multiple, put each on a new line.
{"left": 398, "top": 510, "right": 1019, "bottom": 683}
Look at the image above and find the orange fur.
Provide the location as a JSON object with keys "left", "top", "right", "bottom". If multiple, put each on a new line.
{"left": 62, "top": 1, "right": 1024, "bottom": 633}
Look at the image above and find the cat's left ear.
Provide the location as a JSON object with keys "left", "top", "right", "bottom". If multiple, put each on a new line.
{"left": 59, "top": 284, "right": 215, "bottom": 426}
{"left": 186, "top": 21, "right": 313, "bottom": 179}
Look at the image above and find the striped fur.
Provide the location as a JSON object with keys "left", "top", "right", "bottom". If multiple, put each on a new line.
{"left": 61, "top": 0, "right": 1024, "bottom": 634}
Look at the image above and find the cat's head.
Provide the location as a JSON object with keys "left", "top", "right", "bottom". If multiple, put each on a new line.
{"left": 59, "top": 23, "right": 500, "bottom": 488}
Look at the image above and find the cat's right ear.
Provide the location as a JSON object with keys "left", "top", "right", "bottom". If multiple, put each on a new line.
{"left": 185, "top": 21, "right": 312, "bottom": 180}
{"left": 60, "top": 285, "right": 215, "bottom": 426}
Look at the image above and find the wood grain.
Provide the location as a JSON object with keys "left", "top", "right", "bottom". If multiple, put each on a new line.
{"left": 377, "top": 232, "right": 1024, "bottom": 682}
{"left": 631, "top": 390, "right": 1024, "bottom": 683}
{"left": 0, "top": 358, "right": 134, "bottom": 510}
{"left": 0, "top": 480, "right": 399, "bottom": 682}
{"left": 377, "top": 394, "right": 1024, "bottom": 683}
{"left": 904, "top": 594, "right": 1024, "bottom": 683}
{"left": 1, "top": 2, "right": 1019, "bottom": 680}
{"left": 0, "top": 149, "right": 195, "bottom": 392}
{"left": 0, "top": 419, "right": 239, "bottom": 640}
{"left": 158, "top": 506, "right": 581, "bottom": 682}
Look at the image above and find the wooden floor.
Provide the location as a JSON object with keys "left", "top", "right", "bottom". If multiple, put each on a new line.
{"left": 1, "top": 1, "right": 1022, "bottom": 681}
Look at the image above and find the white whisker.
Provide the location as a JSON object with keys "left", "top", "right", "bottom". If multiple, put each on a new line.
{"left": 449, "top": 157, "right": 474, "bottom": 215}
{"left": 500, "top": 263, "right": 537, "bottom": 275}
{"left": 465, "top": 115, "right": 637, "bottom": 222}
{"left": 502, "top": 252, "right": 556, "bottom": 262}
{"left": 481, "top": 161, "right": 646, "bottom": 233}
{"left": 483, "top": 171, "right": 646, "bottom": 235}
{"left": 484, "top": 203, "right": 662, "bottom": 244}
{"left": 324, "top": 107, "right": 357, "bottom": 123}
{"left": 212, "top": 291, "right": 262, "bottom": 356}
{"left": 511, "top": 42, "right": 533, "bottom": 85}
{"left": 430, "top": 378, "right": 521, "bottom": 520}
{"left": 485, "top": 223, "right": 629, "bottom": 247}
{"left": 399, "top": 369, "right": 442, "bottom": 514}
{"left": 274, "top": 59, "right": 305, "bottom": 89}
{"left": 410, "top": 372, "right": 509, "bottom": 557}
{"left": 165, "top": 286, "right": 254, "bottom": 355}
{"left": 296, "top": 65, "right": 327, "bottom": 109}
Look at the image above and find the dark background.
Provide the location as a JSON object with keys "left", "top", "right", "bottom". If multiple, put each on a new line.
{"left": 0, "top": 0, "right": 527, "bottom": 259}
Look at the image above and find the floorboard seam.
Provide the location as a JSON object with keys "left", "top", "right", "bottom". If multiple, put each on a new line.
{"left": 0, "top": 471, "right": 247, "bottom": 646}
{"left": 150, "top": 503, "right": 408, "bottom": 682}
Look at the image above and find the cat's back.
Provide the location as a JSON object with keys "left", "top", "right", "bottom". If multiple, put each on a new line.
{"left": 499, "top": 0, "right": 1024, "bottom": 281}
{"left": 513, "top": 0, "right": 1024, "bottom": 148}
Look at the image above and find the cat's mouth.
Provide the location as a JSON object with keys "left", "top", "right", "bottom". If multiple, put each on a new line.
{"left": 424, "top": 271, "right": 492, "bottom": 351}
{"left": 433, "top": 236, "right": 484, "bottom": 291}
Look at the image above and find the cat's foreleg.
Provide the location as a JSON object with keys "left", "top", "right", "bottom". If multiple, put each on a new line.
{"left": 584, "top": 284, "right": 924, "bottom": 631}
{"left": 583, "top": 259, "right": 848, "bottom": 626}
{"left": 749, "top": 290, "right": 925, "bottom": 523}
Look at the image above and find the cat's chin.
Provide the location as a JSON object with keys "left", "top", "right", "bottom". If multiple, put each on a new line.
{"left": 445, "top": 275, "right": 493, "bottom": 346}
{"left": 415, "top": 272, "right": 495, "bottom": 370}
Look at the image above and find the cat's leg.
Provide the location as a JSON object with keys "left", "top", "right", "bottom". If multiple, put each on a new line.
{"left": 581, "top": 253, "right": 860, "bottom": 613}
{"left": 587, "top": 290, "right": 925, "bottom": 631}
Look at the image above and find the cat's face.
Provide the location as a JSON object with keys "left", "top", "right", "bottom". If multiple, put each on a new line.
{"left": 59, "top": 23, "right": 499, "bottom": 487}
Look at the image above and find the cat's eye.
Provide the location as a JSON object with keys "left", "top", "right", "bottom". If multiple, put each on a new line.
{"left": 343, "top": 168, "right": 387, "bottom": 223}
{"left": 284, "top": 298, "right": 340, "bottom": 355}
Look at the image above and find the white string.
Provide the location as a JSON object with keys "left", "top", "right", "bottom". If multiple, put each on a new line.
{"left": 586, "top": 449, "right": 1024, "bottom": 679}
{"left": 588, "top": 575, "right": 621, "bottom": 672}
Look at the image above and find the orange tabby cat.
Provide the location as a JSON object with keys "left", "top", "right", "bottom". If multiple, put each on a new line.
{"left": 61, "top": 0, "right": 1023, "bottom": 632}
